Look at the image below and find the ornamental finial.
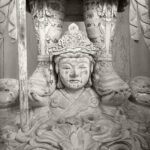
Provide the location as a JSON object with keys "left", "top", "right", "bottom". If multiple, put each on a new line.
{"left": 68, "top": 23, "right": 79, "bottom": 34}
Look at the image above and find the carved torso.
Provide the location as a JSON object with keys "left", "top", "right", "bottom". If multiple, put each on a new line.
{"left": 50, "top": 88, "right": 100, "bottom": 119}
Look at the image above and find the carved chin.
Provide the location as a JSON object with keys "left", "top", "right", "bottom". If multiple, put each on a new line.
{"left": 68, "top": 82, "right": 82, "bottom": 88}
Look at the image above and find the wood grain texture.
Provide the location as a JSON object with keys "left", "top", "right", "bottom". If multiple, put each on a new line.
{"left": 16, "top": 0, "right": 29, "bottom": 132}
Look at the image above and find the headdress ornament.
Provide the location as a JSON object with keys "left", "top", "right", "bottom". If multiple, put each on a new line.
{"left": 48, "top": 23, "right": 98, "bottom": 58}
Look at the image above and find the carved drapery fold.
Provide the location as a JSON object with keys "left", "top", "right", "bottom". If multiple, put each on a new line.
{"left": 0, "top": 0, "right": 17, "bottom": 43}
{"left": 130, "top": 0, "right": 150, "bottom": 50}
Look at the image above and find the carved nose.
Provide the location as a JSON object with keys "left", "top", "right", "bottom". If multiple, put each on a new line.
{"left": 70, "top": 69, "right": 79, "bottom": 78}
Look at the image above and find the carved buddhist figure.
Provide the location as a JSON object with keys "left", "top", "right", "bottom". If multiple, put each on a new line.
{"left": 1, "top": 0, "right": 150, "bottom": 150}
{"left": 2, "top": 23, "right": 149, "bottom": 150}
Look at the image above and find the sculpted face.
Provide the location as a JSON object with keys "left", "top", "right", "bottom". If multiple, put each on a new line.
{"left": 58, "top": 57, "right": 91, "bottom": 90}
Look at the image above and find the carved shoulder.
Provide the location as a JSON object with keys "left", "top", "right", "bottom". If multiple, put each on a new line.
{"left": 85, "top": 88, "right": 100, "bottom": 107}
{"left": 50, "top": 90, "right": 70, "bottom": 108}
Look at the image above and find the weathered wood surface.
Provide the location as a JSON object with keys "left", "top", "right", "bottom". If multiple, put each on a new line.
{"left": 16, "top": 0, "right": 29, "bottom": 131}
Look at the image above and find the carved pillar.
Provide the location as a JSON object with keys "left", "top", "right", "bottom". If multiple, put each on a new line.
{"left": 83, "top": 0, "right": 130, "bottom": 105}
{"left": 28, "top": 0, "right": 66, "bottom": 104}
{"left": 16, "top": 0, "right": 29, "bottom": 131}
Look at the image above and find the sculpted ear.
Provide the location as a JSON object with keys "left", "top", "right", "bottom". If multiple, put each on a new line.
{"left": 90, "top": 63, "right": 93, "bottom": 73}
{"left": 55, "top": 64, "right": 59, "bottom": 73}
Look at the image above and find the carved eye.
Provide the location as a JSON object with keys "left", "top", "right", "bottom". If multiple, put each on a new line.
{"left": 79, "top": 65, "right": 87, "bottom": 69}
{"left": 61, "top": 65, "right": 71, "bottom": 70}
{"left": 63, "top": 67, "right": 71, "bottom": 70}
{"left": 79, "top": 67, "right": 86, "bottom": 69}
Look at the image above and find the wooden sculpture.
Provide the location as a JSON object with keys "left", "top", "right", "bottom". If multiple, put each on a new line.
{"left": 0, "top": 1, "right": 150, "bottom": 150}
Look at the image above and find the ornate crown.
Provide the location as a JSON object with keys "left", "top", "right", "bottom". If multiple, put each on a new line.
{"left": 48, "top": 23, "right": 98, "bottom": 57}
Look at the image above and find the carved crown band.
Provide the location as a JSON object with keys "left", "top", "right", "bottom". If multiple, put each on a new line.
{"left": 48, "top": 23, "right": 99, "bottom": 59}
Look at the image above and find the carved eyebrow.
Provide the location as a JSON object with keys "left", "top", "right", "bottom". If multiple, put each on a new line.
{"left": 60, "top": 62, "right": 72, "bottom": 65}
{"left": 61, "top": 62, "right": 88, "bottom": 67}
{"left": 78, "top": 63, "right": 88, "bottom": 66}
{"left": 78, "top": 61, "right": 89, "bottom": 63}
{"left": 61, "top": 60, "right": 89, "bottom": 64}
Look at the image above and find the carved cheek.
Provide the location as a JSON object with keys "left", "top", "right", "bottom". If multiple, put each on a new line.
{"left": 80, "top": 70, "right": 89, "bottom": 76}
{"left": 61, "top": 69, "right": 70, "bottom": 75}
{"left": 60, "top": 70, "right": 68, "bottom": 80}
{"left": 64, "top": 70, "right": 69, "bottom": 74}
{"left": 64, "top": 70, "right": 72, "bottom": 79}
{"left": 84, "top": 70, "right": 88, "bottom": 75}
